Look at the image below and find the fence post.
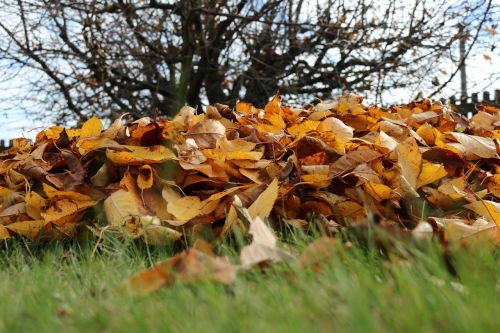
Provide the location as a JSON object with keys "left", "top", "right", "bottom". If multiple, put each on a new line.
{"left": 471, "top": 93, "right": 478, "bottom": 104}
{"left": 483, "top": 91, "right": 490, "bottom": 102}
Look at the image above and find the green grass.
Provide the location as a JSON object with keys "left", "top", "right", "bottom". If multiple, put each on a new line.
{"left": 0, "top": 236, "right": 498, "bottom": 333}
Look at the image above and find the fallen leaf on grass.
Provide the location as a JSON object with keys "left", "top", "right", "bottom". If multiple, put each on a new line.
{"left": 298, "top": 237, "right": 337, "bottom": 271}
{"left": 235, "top": 200, "right": 295, "bottom": 269}
{"left": 121, "top": 242, "right": 236, "bottom": 296}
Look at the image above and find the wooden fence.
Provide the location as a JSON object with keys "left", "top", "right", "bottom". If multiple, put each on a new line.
{"left": 0, "top": 90, "right": 499, "bottom": 152}
{"left": 447, "top": 89, "right": 500, "bottom": 116}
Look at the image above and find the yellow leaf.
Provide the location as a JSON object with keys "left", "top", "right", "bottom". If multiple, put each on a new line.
{"left": 267, "top": 113, "right": 286, "bottom": 129}
{"left": 6, "top": 220, "right": 47, "bottom": 239}
{"left": 363, "top": 182, "right": 392, "bottom": 201}
{"left": 137, "top": 165, "right": 154, "bottom": 190}
{"left": 416, "top": 123, "right": 438, "bottom": 146}
{"left": 76, "top": 137, "right": 123, "bottom": 155}
{"left": 287, "top": 120, "right": 320, "bottom": 137}
{"left": 225, "top": 151, "right": 263, "bottom": 161}
{"left": 256, "top": 122, "right": 284, "bottom": 134}
{"left": 36, "top": 126, "right": 64, "bottom": 141}
{"left": 218, "top": 137, "right": 256, "bottom": 152}
{"left": 65, "top": 128, "right": 81, "bottom": 140}
{"left": 236, "top": 102, "right": 255, "bottom": 115}
{"left": 167, "top": 196, "right": 202, "bottom": 222}
{"left": 396, "top": 138, "right": 422, "bottom": 189}
{"left": 104, "top": 189, "right": 146, "bottom": 226}
{"left": 263, "top": 94, "right": 286, "bottom": 130}
{"left": 222, "top": 205, "right": 238, "bottom": 236}
{"left": 42, "top": 183, "right": 94, "bottom": 202}
{"left": 106, "top": 145, "right": 176, "bottom": 165}
{"left": 333, "top": 201, "right": 364, "bottom": 220}
{"left": 0, "top": 225, "right": 10, "bottom": 240}
{"left": 43, "top": 198, "right": 96, "bottom": 225}
{"left": 25, "top": 191, "right": 47, "bottom": 220}
{"left": 80, "top": 116, "right": 103, "bottom": 138}
{"left": 301, "top": 174, "right": 331, "bottom": 188}
{"left": 487, "top": 174, "right": 500, "bottom": 198}
{"left": 264, "top": 94, "right": 281, "bottom": 115}
{"left": 417, "top": 162, "right": 447, "bottom": 188}
{"left": 248, "top": 178, "right": 279, "bottom": 220}
{"left": 199, "top": 198, "right": 220, "bottom": 216}
{"left": 205, "top": 184, "right": 253, "bottom": 202}
{"left": 465, "top": 200, "right": 500, "bottom": 229}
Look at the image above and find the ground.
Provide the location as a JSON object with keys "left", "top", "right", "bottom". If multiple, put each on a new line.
{"left": 0, "top": 236, "right": 498, "bottom": 333}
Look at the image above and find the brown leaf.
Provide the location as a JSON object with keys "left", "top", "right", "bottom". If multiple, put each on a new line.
{"left": 121, "top": 247, "right": 236, "bottom": 296}
{"left": 451, "top": 132, "right": 498, "bottom": 159}
{"left": 298, "top": 237, "right": 337, "bottom": 271}
{"left": 329, "top": 150, "right": 383, "bottom": 177}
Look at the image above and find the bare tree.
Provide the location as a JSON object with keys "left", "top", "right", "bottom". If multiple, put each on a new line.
{"left": 0, "top": 0, "right": 496, "bottom": 124}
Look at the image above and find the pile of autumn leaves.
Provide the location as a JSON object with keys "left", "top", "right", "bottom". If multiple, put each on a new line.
{"left": 1, "top": 94, "right": 500, "bottom": 293}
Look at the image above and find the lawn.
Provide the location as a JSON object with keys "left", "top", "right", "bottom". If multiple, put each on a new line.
{"left": 0, "top": 236, "right": 498, "bottom": 333}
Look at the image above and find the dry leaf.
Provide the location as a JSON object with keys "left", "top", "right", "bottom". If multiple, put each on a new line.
{"left": 106, "top": 145, "right": 176, "bottom": 165}
{"left": 80, "top": 116, "right": 103, "bottom": 138}
{"left": 121, "top": 247, "right": 236, "bottom": 296}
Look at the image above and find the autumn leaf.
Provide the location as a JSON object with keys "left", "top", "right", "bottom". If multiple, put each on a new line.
{"left": 25, "top": 191, "right": 47, "bottom": 220}
{"left": 298, "top": 237, "right": 337, "bottom": 271}
{"left": 121, "top": 245, "right": 236, "bottom": 296}
{"left": 107, "top": 145, "right": 177, "bottom": 165}
{"left": 0, "top": 225, "right": 10, "bottom": 240}
{"left": 396, "top": 138, "right": 422, "bottom": 190}
{"left": 137, "top": 165, "right": 154, "bottom": 190}
{"left": 248, "top": 178, "right": 279, "bottom": 220}
{"left": 363, "top": 182, "right": 392, "bottom": 201}
{"left": 329, "top": 150, "right": 383, "bottom": 178}
{"left": 104, "top": 189, "right": 147, "bottom": 227}
{"left": 451, "top": 132, "right": 498, "bottom": 159}
{"left": 5, "top": 220, "right": 48, "bottom": 239}
{"left": 465, "top": 200, "right": 500, "bottom": 229}
{"left": 238, "top": 209, "right": 295, "bottom": 269}
{"left": 287, "top": 120, "right": 320, "bottom": 137}
{"left": 167, "top": 196, "right": 203, "bottom": 222}
{"left": 416, "top": 162, "right": 447, "bottom": 188}
{"left": 317, "top": 117, "right": 354, "bottom": 140}
{"left": 186, "top": 119, "right": 226, "bottom": 149}
{"left": 80, "top": 116, "right": 103, "bottom": 138}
